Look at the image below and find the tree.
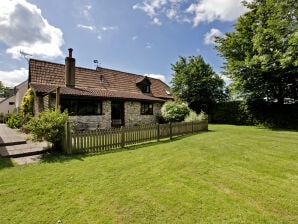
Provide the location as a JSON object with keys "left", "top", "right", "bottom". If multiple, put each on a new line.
{"left": 0, "top": 81, "right": 10, "bottom": 98}
{"left": 216, "top": 0, "right": 298, "bottom": 103}
{"left": 171, "top": 55, "right": 226, "bottom": 112}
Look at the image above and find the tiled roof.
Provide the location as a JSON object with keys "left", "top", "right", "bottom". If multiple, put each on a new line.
{"left": 29, "top": 59, "right": 173, "bottom": 101}
{"left": 30, "top": 83, "right": 165, "bottom": 102}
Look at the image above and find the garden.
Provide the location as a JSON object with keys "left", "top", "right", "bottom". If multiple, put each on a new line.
{"left": 0, "top": 124, "right": 297, "bottom": 223}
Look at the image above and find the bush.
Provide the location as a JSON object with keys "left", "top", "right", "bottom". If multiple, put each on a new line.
{"left": 184, "top": 110, "right": 208, "bottom": 122}
{"left": 6, "top": 112, "right": 31, "bottom": 129}
{"left": 21, "top": 88, "right": 34, "bottom": 115}
{"left": 25, "top": 109, "right": 68, "bottom": 148}
{"left": 161, "top": 101, "right": 190, "bottom": 122}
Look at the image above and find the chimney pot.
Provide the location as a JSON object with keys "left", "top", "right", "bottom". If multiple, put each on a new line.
{"left": 68, "top": 48, "right": 73, "bottom": 58}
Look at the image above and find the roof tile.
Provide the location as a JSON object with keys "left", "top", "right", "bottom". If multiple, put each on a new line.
{"left": 29, "top": 59, "right": 173, "bottom": 101}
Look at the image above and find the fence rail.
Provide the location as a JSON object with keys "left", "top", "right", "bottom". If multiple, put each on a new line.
{"left": 62, "top": 120, "right": 208, "bottom": 154}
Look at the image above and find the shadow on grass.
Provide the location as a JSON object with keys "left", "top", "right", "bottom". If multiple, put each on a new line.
{"left": 269, "top": 127, "right": 298, "bottom": 132}
{"left": 41, "top": 130, "right": 211, "bottom": 164}
{"left": 255, "top": 125, "right": 298, "bottom": 132}
{"left": 0, "top": 157, "right": 15, "bottom": 169}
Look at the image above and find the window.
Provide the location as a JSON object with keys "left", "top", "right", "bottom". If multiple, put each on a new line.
{"left": 61, "top": 99, "right": 102, "bottom": 115}
{"left": 136, "top": 78, "right": 151, "bottom": 94}
{"left": 141, "top": 103, "right": 153, "bottom": 115}
{"left": 139, "top": 84, "right": 150, "bottom": 93}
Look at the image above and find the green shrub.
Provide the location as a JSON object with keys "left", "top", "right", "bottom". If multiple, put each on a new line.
{"left": 21, "top": 88, "right": 34, "bottom": 115}
{"left": 184, "top": 110, "right": 208, "bottom": 122}
{"left": 6, "top": 112, "right": 31, "bottom": 129}
{"left": 161, "top": 101, "right": 190, "bottom": 122}
{"left": 25, "top": 109, "right": 68, "bottom": 148}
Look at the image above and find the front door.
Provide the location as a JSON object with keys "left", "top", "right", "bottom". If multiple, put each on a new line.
{"left": 111, "top": 101, "right": 124, "bottom": 127}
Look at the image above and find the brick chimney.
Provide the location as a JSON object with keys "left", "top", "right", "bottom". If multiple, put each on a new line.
{"left": 65, "top": 48, "right": 75, "bottom": 87}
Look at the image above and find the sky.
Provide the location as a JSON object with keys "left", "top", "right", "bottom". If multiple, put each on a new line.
{"left": 0, "top": 0, "right": 251, "bottom": 87}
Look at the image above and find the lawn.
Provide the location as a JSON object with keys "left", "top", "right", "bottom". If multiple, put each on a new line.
{"left": 0, "top": 125, "right": 297, "bottom": 223}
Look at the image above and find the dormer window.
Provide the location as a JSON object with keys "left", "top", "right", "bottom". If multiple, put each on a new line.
{"left": 139, "top": 84, "right": 150, "bottom": 93}
{"left": 136, "top": 76, "right": 151, "bottom": 94}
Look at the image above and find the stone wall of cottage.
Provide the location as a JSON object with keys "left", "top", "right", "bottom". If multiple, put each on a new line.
{"left": 70, "top": 100, "right": 111, "bottom": 130}
{"left": 34, "top": 96, "right": 163, "bottom": 129}
{"left": 125, "top": 101, "right": 162, "bottom": 127}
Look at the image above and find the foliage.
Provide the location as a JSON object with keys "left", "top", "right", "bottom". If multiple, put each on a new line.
{"left": 1, "top": 125, "right": 297, "bottom": 223}
{"left": 210, "top": 101, "right": 254, "bottom": 125}
{"left": 25, "top": 109, "right": 68, "bottom": 147}
{"left": 171, "top": 55, "right": 227, "bottom": 112}
{"left": 0, "top": 81, "right": 10, "bottom": 98}
{"left": 210, "top": 101, "right": 298, "bottom": 129}
{"left": 134, "top": 121, "right": 144, "bottom": 127}
{"left": 216, "top": 0, "right": 298, "bottom": 103}
{"left": 6, "top": 112, "right": 31, "bottom": 129}
{"left": 0, "top": 113, "right": 9, "bottom": 123}
{"left": 156, "top": 113, "right": 168, "bottom": 124}
{"left": 6, "top": 113, "right": 23, "bottom": 129}
{"left": 21, "top": 88, "right": 34, "bottom": 115}
{"left": 246, "top": 100, "right": 298, "bottom": 129}
{"left": 161, "top": 101, "right": 190, "bottom": 122}
{"left": 184, "top": 110, "right": 208, "bottom": 122}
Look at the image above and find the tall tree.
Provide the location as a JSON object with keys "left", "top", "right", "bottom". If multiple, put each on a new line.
{"left": 216, "top": 0, "right": 298, "bottom": 103}
{"left": 171, "top": 55, "right": 226, "bottom": 112}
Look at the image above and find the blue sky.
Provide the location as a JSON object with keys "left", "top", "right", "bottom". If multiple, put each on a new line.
{"left": 0, "top": 0, "right": 250, "bottom": 87}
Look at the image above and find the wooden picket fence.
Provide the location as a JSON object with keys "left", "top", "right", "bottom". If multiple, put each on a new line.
{"left": 62, "top": 120, "right": 208, "bottom": 154}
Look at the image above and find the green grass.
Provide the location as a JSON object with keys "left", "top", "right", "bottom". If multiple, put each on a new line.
{"left": 0, "top": 125, "right": 297, "bottom": 223}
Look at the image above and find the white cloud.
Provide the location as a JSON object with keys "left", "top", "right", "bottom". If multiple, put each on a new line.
{"left": 97, "top": 35, "right": 102, "bottom": 40}
{"left": 133, "top": 0, "right": 167, "bottom": 17}
{"left": 204, "top": 28, "right": 223, "bottom": 44}
{"left": 83, "top": 5, "right": 92, "bottom": 17}
{"left": 0, "top": 0, "right": 64, "bottom": 59}
{"left": 186, "top": 0, "right": 250, "bottom": 27}
{"left": 0, "top": 0, "right": 64, "bottom": 58}
{"left": 133, "top": 0, "right": 250, "bottom": 26}
{"left": 77, "top": 24, "right": 95, "bottom": 31}
{"left": 132, "top": 36, "right": 138, "bottom": 41}
{"left": 0, "top": 68, "right": 28, "bottom": 87}
{"left": 145, "top": 43, "right": 152, "bottom": 49}
{"left": 152, "top": 17, "right": 162, "bottom": 26}
{"left": 166, "top": 8, "right": 177, "bottom": 19}
{"left": 145, "top": 73, "right": 166, "bottom": 82}
{"left": 101, "top": 26, "right": 118, "bottom": 31}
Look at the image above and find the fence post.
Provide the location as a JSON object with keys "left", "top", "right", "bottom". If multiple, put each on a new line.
{"left": 169, "top": 122, "right": 173, "bottom": 140}
{"left": 121, "top": 126, "right": 125, "bottom": 148}
{"left": 157, "top": 124, "right": 160, "bottom": 142}
{"left": 65, "top": 121, "right": 72, "bottom": 154}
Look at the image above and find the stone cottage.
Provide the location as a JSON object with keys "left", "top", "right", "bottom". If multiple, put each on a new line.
{"left": 29, "top": 49, "right": 173, "bottom": 129}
